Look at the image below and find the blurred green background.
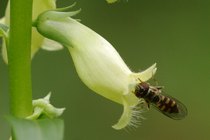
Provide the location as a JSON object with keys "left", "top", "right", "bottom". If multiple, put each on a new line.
{"left": 1, "top": 0, "right": 210, "bottom": 140}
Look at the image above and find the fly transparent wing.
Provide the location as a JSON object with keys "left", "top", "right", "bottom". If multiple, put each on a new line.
{"left": 151, "top": 94, "right": 187, "bottom": 120}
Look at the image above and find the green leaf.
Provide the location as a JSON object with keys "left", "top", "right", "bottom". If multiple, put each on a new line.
{"left": 7, "top": 116, "right": 64, "bottom": 140}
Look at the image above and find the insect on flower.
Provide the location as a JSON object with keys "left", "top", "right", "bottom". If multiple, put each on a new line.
{"left": 134, "top": 79, "right": 187, "bottom": 120}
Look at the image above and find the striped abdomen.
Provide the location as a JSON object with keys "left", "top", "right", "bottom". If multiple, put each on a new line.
{"left": 155, "top": 95, "right": 179, "bottom": 114}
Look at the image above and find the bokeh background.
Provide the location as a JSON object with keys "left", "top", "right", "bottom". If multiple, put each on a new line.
{"left": 1, "top": 0, "right": 210, "bottom": 140}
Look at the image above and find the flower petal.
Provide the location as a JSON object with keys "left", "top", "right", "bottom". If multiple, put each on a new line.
{"left": 112, "top": 96, "right": 147, "bottom": 130}
{"left": 112, "top": 97, "right": 133, "bottom": 130}
{"left": 41, "top": 38, "right": 63, "bottom": 51}
{"left": 131, "top": 63, "right": 157, "bottom": 82}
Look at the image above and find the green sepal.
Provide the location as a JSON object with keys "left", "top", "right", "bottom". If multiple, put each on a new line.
{"left": 55, "top": 2, "right": 77, "bottom": 11}
{"left": 32, "top": 2, "right": 81, "bottom": 27}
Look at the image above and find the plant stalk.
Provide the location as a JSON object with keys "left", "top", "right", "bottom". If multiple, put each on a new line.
{"left": 8, "top": 0, "right": 33, "bottom": 117}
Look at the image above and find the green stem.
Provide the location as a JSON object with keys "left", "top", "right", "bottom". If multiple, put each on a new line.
{"left": 8, "top": 0, "right": 33, "bottom": 117}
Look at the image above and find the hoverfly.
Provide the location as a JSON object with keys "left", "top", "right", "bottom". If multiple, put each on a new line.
{"left": 134, "top": 79, "right": 187, "bottom": 120}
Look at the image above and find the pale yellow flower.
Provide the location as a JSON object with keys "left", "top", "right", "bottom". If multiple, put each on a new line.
{"left": 0, "top": 0, "right": 63, "bottom": 63}
{"left": 35, "top": 9, "right": 157, "bottom": 129}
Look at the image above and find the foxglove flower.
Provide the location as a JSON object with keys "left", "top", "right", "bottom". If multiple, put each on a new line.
{"left": 34, "top": 9, "right": 157, "bottom": 129}
{"left": 0, "top": 0, "right": 63, "bottom": 63}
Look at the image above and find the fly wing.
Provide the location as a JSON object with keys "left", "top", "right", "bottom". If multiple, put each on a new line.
{"left": 151, "top": 94, "right": 187, "bottom": 120}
